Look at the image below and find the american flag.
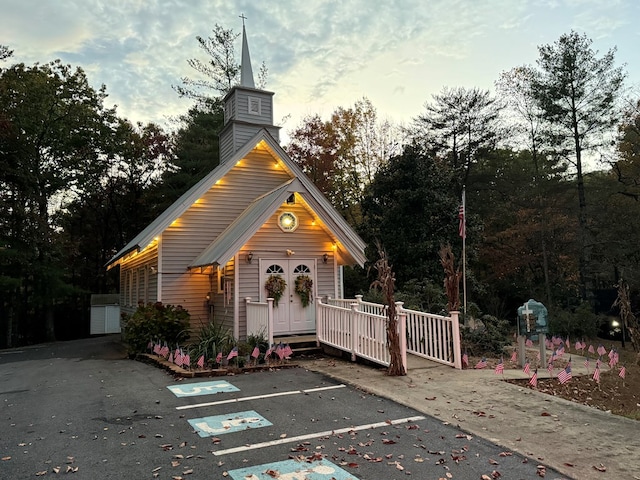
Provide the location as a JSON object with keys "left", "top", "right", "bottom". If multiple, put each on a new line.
{"left": 197, "top": 355, "right": 205, "bottom": 369}
{"left": 595, "top": 357, "right": 602, "bottom": 369}
{"left": 283, "top": 344, "right": 293, "bottom": 358}
{"left": 588, "top": 344, "right": 595, "bottom": 354}
{"left": 276, "top": 343, "right": 285, "bottom": 360}
{"left": 160, "top": 345, "right": 169, "bottom": 358}
{"left": 510, "top": 350, "right": 517, "bottom": 363}
{"left": 523, "top": 361, "right": 530, "bottom": 375}
{"left": 557, "top": 365, "right": 572, "bottom": 384}
{"left": 619, "top": 365, "right": 626, "bottom": 379}
{"left": 494, "top": 358, "right": 504, "bottom": 375}
{"left": 597, "top": 345, "right": 606, "bottom": 356}
{"left": 525, "top": 338, "right": 533, "bottom": 348}
{"left": 215, "top": 351, "right": 223, "bottom": 364}
{"left": 593, "top": 365, "right": 601, "bottom": 383}
{"left": 168, "top": 351, "right": 174, "bottom": 363}
{"left": 584, "top": 357, "right": 590, "bottom": 372}
{"left": 265, "top": 344, "right": 273, "bottom": 358}
{"left": 547, "top": 362, "right": 554, "bottom": 375}
{"left": 183, "top": 353, "right": 190, "bottom": 368}
{"left": 153, "top": 343, "right": 161, "bottom": 355}
{"left": 227, "top": 346, "right": 238, "bottom": 360}
{"left": 175, "top": 350, "right": 183, "bottom": 367}
{"left": 529, "top": 369, "right": 538, "bottom": 388}
{"left": 462, "top": 352, "right": 469, "bottom": 367}
{"left": 251, "top": 346, "right": 260, "bottom": 359}
{"left": 474, "top": 358, "right": 487, "bottom": 369}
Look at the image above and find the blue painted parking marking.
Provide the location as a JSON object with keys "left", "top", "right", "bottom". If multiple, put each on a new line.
{"left": 188, "top": 410, "right": 272, "bottom": 437}
{"left": 228, "top": 459, "right": 357, "bottom": 479}
{"left": 167, "top": 380, "right": 239, "bottom": 397}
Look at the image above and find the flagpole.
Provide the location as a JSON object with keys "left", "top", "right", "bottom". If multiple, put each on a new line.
{"left": 462, "top": 188, "right": 467, "bottom": 321}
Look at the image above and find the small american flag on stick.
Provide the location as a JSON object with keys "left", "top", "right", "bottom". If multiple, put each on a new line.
{"left": 197, "top": 355, "right": 205, "bottom": 369}
{"left": 529, "top": 369, "right": 538, "bottom": 388}
{"left": 557, "top": 365, "right": 572, "bottom": 384}
{"left": 593, "top": 365, "right": 601, "bottom": 383}
{"left": 494, "top": 358, "right": 504, "bottom": 375}
{"left": 619, "top": 365, "right": 627, "bottom": 379}
{"left": 474, "top": 358, "right": 487, "bottom": 369}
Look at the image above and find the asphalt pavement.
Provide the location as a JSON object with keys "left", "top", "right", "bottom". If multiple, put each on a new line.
{"left": 0, "top": 335, "right": 583, "bottom": 479}
{"left": 298, "top": 352, "right": 640, "bottom": 480}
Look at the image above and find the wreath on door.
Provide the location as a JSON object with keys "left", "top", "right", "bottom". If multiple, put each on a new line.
{"left": 294, "top": 275, "right": 313, "bottom": 307}
{"left": 264, "top": 275, "right": 287, "bottom": 307}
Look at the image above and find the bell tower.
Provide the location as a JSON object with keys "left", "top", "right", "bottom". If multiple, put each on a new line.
{"left": 219, "top": 18, "right": 280, "bottom": 164}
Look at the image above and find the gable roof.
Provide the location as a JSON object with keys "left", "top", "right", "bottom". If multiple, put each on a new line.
{"left": 107, "top": 129, "right": 367, "bottom": 269}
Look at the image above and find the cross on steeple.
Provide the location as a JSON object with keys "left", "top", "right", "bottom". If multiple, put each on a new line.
{"left": 239, "top": 13, "right": 247, "bottom": 26}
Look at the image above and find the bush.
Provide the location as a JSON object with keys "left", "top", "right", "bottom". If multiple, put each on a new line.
{"left": 548, "top": 302, "right": 601, "bottom": 339}
{"left": 189, "top": 321, "right": 235, "bottom": 364}
{"left": 122, "top": 302, "right": 190, "bottom": 354}
{"left": 461, "top": 314, "right": 511, "bottom": 356}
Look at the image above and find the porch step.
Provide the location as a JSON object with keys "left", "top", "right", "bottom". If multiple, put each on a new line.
{"left": 274, "top": 334, "right": 321, "bottom": 356}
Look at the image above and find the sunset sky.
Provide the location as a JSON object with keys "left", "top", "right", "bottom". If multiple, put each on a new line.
{"left": 2, "top": 0, "right": 638, "bottom": 142}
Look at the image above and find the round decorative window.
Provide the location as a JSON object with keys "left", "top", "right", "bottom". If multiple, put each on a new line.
{"left": 278, "top": 212, "right": 298, "bottom": 232}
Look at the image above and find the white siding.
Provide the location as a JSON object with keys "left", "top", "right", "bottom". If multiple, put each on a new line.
{"left": 236, "top": 202, "right": 338, "bottom": 339}
{"left": 119, "top": 244, "right": 159, "bottom": 316}
{"left": 159, "top": 149, "right": 291, "bottom": 337}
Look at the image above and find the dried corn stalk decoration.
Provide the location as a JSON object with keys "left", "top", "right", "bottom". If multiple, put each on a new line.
{"left": 371, "top": 241, "right": 406, "bottom": 376}
{"left": 439, "top": 244, "right": 461, "bottom": 312}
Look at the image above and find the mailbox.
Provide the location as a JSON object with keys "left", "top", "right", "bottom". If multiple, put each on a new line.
{"left": 517, "top": 299, "right": 548, "bottom": 337}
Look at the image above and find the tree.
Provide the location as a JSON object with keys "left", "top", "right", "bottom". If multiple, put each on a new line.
{"left": 147, "top": 103, "right": 224, "bottom": 215}
{"left": 0, "top": 44, "right": 13, "bottom": 62}
{"left": 530, "top": 30, "right": 627, "bottom": 302}
{"left": 360, "top": 143, "right": 459, "bottom": 288}
{"left": 412, "top": 87, "right": 503, "bottom": 187}
{"left": 287, "top": 98, "right": 399, "bottom": 226}
{"left": 173, "top": 24, "right": 268, "bottom": 103}
{"left": 0, "top": 60, "right": 118, "bottom": 344}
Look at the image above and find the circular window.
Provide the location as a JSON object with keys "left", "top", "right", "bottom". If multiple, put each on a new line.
{"left": 278, "top": 212, "right": 298, "bottom": 232}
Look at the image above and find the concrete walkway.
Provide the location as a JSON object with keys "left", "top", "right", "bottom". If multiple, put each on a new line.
{"left": 299, "top": 353, "right": 640, "bottom": 480}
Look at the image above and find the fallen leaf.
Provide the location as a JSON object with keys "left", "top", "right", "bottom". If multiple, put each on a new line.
{"left": 489, "top": 458, "right": 499, "bottom": 465}
{"left": 264, "top": 469, "right": 279, "bottom": 477}
{"left": 1, "top": 457, "right": 11, "bottom": 461}
{"left": 592, "top": 464, "right": 607, "bottom": 472}
{"left": 425, "top": 396, "right": 436, "bottom": 400}
{"left": 35, "top": 471, "right": 47, "bottom": 476}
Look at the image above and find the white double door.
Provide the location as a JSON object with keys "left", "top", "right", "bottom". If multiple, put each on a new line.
{"left": 261, "top": 259, "right": 316, "bottom": 334}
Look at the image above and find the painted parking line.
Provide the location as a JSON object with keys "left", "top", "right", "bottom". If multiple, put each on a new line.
{"left": 188, "top": 410, "right": 272, "bottom": 437}
{"left": 212, "top": 415, "right": 425, "bottom": 456}
{"left": 176, "top": 384, "right": 346, "bottom": 410}
{"left": 167, "top": 380, "right": 239, "bottom": 397}
{"left": 228, "top": 458, "right": 357, "bottom": 480}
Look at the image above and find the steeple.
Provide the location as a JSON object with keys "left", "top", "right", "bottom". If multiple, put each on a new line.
{"left": 218, "top": 16, "right": 280, "bottom": 165}
{"left": 240, "top": 16, "right": 255, "bottom": 88}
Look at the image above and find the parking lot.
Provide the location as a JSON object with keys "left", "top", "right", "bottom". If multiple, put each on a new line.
{"left": 0, "top": 336, "right": 564, "bottom": 479}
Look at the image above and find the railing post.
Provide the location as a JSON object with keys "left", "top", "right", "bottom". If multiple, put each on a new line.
{"left": 450, "top": 311, "right": 462, "bottom": 370}
{"left": 267, "top": 298, "right": 274, "bottom": 347}
{"left": 350, "top": 303, "right": 359, "bottom": 362}
{"left": 315, "top": 297, "right": 322, "bottom": 347}
{"left": 355, "top": 294, "right": 363, "bottom": 308}
{"left": 398, "top": 310, "right": 407, "bottom": 374}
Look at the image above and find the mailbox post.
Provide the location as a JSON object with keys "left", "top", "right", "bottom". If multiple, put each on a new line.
{"left": 517, "top": 299, "right": 548, "bottom": 367}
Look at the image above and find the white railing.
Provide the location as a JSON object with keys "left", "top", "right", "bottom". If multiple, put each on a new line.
{"left": 326, "top": 295, "right": 388, "bottom": 316}
{"left": 245, "top": 297, "right": 274, "bottom": 346}
{"left": 316, "top": 298, "right": 406, "bottom": 370}
{"left": 246, "top": 295, "right": 461, "bottom": 370}
{"left": 404, "top": 307, "right": 461, "bottom": 369}
{"left": 317, "top": 298, "right": 461, "bottom": 370}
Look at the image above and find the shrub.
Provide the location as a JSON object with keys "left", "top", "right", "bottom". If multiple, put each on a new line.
{"left": 122, "top": 302, "right": 190, "bottom": 354}
{"left": 548, "top": 302, "right": 601, "bottom": 339}
{"left": 190, "top": 321, "right": 235, "bottom": 364}
{"left": 461, "top": 314, "right": 511, "bottom": 356}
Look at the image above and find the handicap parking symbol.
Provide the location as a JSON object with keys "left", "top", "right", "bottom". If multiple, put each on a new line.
{"left": 167, "top": 380, "right": 239, "bottom": 397}
{"left": 228, "top": 459, "right": 358, "bottom": 479}
{"left": 188, "top": 410, "right": 272, "bottom": 437}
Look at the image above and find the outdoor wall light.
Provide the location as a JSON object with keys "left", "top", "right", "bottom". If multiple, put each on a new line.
{"left": 322, "top": 253, "right": 329, "bottom": 264}
{"left": 246, "top": 252, "right": 254, "bottom": 264}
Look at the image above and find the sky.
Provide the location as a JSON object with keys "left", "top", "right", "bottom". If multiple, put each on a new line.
{"left": 2, "top": 0, "right": 639, "bottom": 144}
